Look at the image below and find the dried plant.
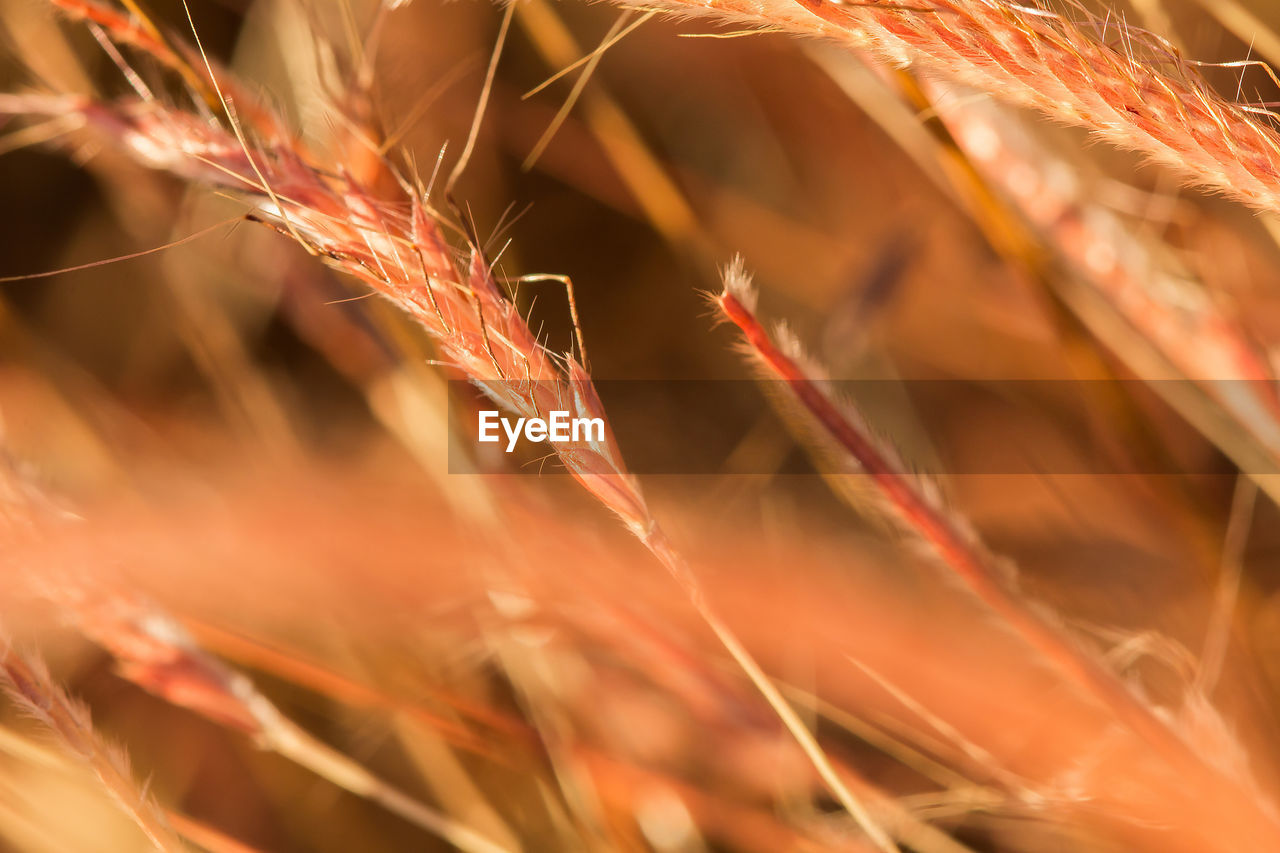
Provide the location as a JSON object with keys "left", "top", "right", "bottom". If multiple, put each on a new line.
{"left": 13, "top": 6, "right": 921, "bottom": 846}
{"left": 716, "top": 257, "right": 1280, "bottom": 850}
{"left": 0, "top": 646, "right": 188, "bottom": 852}
{"left": 3, "top": 0, "right": 894, "bottom": 847}
{"left": 645, "top": 0, "right": 1280, "bottom": 212}
{"left": 3, "top": 0, "right": 1280, "bottom": 851}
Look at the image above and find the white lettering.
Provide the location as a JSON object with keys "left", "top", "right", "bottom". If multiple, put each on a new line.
{"left": 549, "top": 410, "right": 570, "bottom": 441}
{"left": 480, "top": 410, "right": 606, "bottom": 452}
{"left": 478, "top": 410, "right": 500, "bottom": 442}
{"left": 502, "top": 416, "right": 525, "bottom": 453}
{"left": 574, "top": 417, "right": 604, "bottom": 443}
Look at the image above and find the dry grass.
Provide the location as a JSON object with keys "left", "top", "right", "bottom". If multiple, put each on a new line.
{"left": 653, "top": 0, "right": 1280, "bottom": 211}
{"left": 1, "top": 0, "right": 1280, "bottom": 851}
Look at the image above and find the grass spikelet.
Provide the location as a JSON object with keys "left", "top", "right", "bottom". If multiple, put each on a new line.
{"left": 715, "top": 259, "right": 1280, "bottom": 843}
{"left": 641, "top": 0, "right": 1280, "bottom": 213}
{"left": 0, "top": 645, "right": 188, "bottom": 852}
